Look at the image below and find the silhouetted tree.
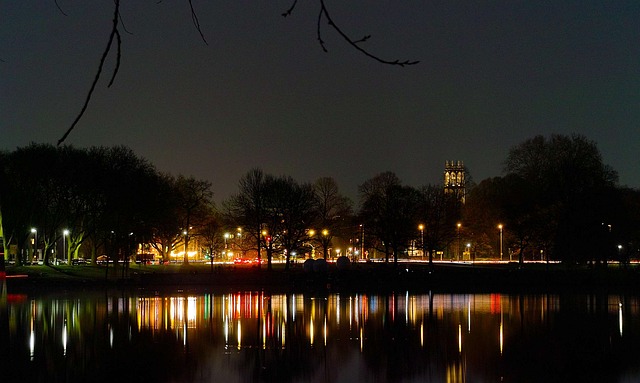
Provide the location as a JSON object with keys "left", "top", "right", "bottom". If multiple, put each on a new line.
{"left": 463, "top": 177, "right": 505, "bottom": 260}
{"left": 149, "top": 173, "right": 184, "bottom": 262}
{"left": 273, "top": 177, "right": 316, "bottom": 270}
{"left": 197, "top": 208, "right": 224, "bottom": 272}
{"left": 311, "top": 177, "right": 353, "bottom": 259}
{"left": 224, "top": 168, "right": 269, "bottom": 265}
{"left": 503, "top": 134, "right": 618, "bottom": 264}
{"left": 174, "top": 175, "right": 214, "bottom": 264}
{"left": 416, "top": 184, "right": 461, "bottom": 267}
{"left": 359, "top": 172, "right": 419, "bottom": 265}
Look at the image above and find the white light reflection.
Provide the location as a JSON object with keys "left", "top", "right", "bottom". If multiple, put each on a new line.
{"left": 30, "top": 301, "right": 36, "bottom": 360}
{"left": 183, "top": 322, "right": 187, "bottom": 347}
{"left": 619, "top": 302, "right": 623, "bottom": 337}
{"left": 188, "top": 296, "right": 197, "bottom": 323}
{"left": 292, "top": 294, "right": 296, "bottom": 322}
{"left": 420, "top": 322, "right": 424, "bottom": 348}
{"left": 468, "top": 299, "right": 471, "bottom": 333}
{"left": 29, "top": 329, "right": 35, "bottom": 360}
{"left": 224, "top": 316, "right": 229, "bottom": 347}
{"left": 62, "top": 320, "right": 68, "bottom": 356}
{"left": 458, "top": 324, "right": 462, "bottom": 354}
{"left": 110, "top": 327, "right": 114, "bottom": 348}
{"left": 405, "top": 291, "right": 409, "bottom": 324}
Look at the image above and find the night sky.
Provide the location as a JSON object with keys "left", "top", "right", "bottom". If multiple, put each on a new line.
{"left": 2, "top": 1, "right": 639, "bottom": 202}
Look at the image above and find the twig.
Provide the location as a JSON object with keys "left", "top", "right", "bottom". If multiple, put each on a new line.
{"left": 118, "top": 9, "right": 133, "bottom": 35}
{"left": 282, "top": 0, "right": 298, "bottom": 17}
{"left": 188, "top": 0, "right": 208, "bottom": 45}
{"left": 57, "top": 0, "right": 121, "bottom": 146}
{"left": 317, "top": 0, "right": 419, "bottom": 67}
{"left": 317, "top": 6, "right": 327, "bottom": 52}
{"left": 107, "top": 29, "right": 122, "bottom": 87}
{"left": 54, "top": 0, "right": 69, "bottom": 16}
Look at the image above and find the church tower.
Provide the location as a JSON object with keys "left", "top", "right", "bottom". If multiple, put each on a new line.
{"left": 444, "top": 160, "right": 466, "bottom": 203}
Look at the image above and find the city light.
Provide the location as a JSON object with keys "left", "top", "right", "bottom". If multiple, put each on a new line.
{"left": 63, "top": 229, "right": 69, "bottom": 263}
{"left": 498, "top": 224, "right": 504, "bottom": 261}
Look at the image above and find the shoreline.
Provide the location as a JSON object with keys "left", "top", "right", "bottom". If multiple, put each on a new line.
{"left": 4, "top": 262, "right": 640, "bottom": 295}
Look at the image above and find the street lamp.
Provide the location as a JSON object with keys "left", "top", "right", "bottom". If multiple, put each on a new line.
{"left": 498, "top": 224, "right": 504, "bottom": 261}
{"left": 322, "top": 229, "right": 329, "bottom": 259}
{"left": 359, "top": 224, "right": 365, "bottom": 261}
{"left": 456, "top": 223, "right": 461, "bottom": 262}
{"left": 418, "top": 224, "right": 424, "bottom": 260}
{"left": 183, "top": 230, "right": 188, "bottom": 263}
{"left": 618, "top": 244, "right": 623, "bottom": 263}
{"left": 31, "top": 228, "right": 38, "bottom": 263}
{"left": 63, "top": 229, "right": 69, "bottom": 264}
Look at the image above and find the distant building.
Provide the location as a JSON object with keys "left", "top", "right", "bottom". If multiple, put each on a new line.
{"left": 444, "top": 160, "right": 466, "bottom": 203}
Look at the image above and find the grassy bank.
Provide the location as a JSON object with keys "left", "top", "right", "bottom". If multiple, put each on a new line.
{"left": 5, "top": 262, "right": 640, "bottom": 294}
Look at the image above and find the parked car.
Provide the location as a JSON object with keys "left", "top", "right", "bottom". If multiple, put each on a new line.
{"left": 71, "top": 258, "right": 87, "bottom": 265}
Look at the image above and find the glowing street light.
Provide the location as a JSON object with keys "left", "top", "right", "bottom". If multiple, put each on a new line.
{"left": 63, "top": 229, "right": 69, "bottom": 264}
{"left": 418, "top": 224, "right": 424, "bottom": 259}
{"left": 456, "top": 223, "right": 461, "bottom": 261}
{"left": 183, "top": 230, "right": 188, "bottom": 263}
{"left": 359, "top": 224, "right": 365, "bottom": 261}
{"left": 322, "top": 229, "right": 329, "bottom": 260}
{"left": 31, "top": 228, "right": 38, "bottom": 263}
{"left": 618, "top": 244, "right": 623, "bottom": 263}
{"left": 498, "top": 224, "right": 504, "bottom": 261}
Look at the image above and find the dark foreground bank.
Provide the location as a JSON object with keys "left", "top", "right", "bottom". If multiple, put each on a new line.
{"left": 4, "top": 262, "right": 640, "bottom": 294}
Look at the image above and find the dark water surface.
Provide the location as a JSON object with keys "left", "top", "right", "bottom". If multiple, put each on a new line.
{"left": 2, "top": 289, "right": 640, "bottom": 382}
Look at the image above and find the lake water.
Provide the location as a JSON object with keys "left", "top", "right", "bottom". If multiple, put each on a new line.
{"left": 2, "top": 289, "right": 640, "bottom": 382}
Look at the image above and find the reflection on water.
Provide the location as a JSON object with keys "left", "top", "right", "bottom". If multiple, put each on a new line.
{"left": 3, "top": 290, "right": 640, "bottom": 382}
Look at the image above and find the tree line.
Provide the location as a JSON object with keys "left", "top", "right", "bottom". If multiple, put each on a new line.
{"left": 1, "top": 134, "right": 638, "bottom": 270}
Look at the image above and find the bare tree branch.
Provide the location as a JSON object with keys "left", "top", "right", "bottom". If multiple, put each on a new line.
{"left": 57, "top": 0, "right": 121, "bottom": 146}
{"left": 282, "top": 0, "right": 298, "bottom": 17}
{"left": 54, "top": 0, "right": 68, "bottom": 16}
{"left": 317, "top": 6, "right": 328, "bottom": 52}
{"left": 118, "top": 10, "right": 133, "bottom": 35}
{"left": 188, "top": 0, "right": 208, "bottom": 45}
{"left": 58, "top": 1, "right": 417, "bottom": 144}
{"left": 107, "top": 28, "right": 122, "bottom": 87}
{"left": 317, "top": 0, "right": 419, "bottom": 67}
{"left": 353, "top": 35, "right": 371, "bottom": 44}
